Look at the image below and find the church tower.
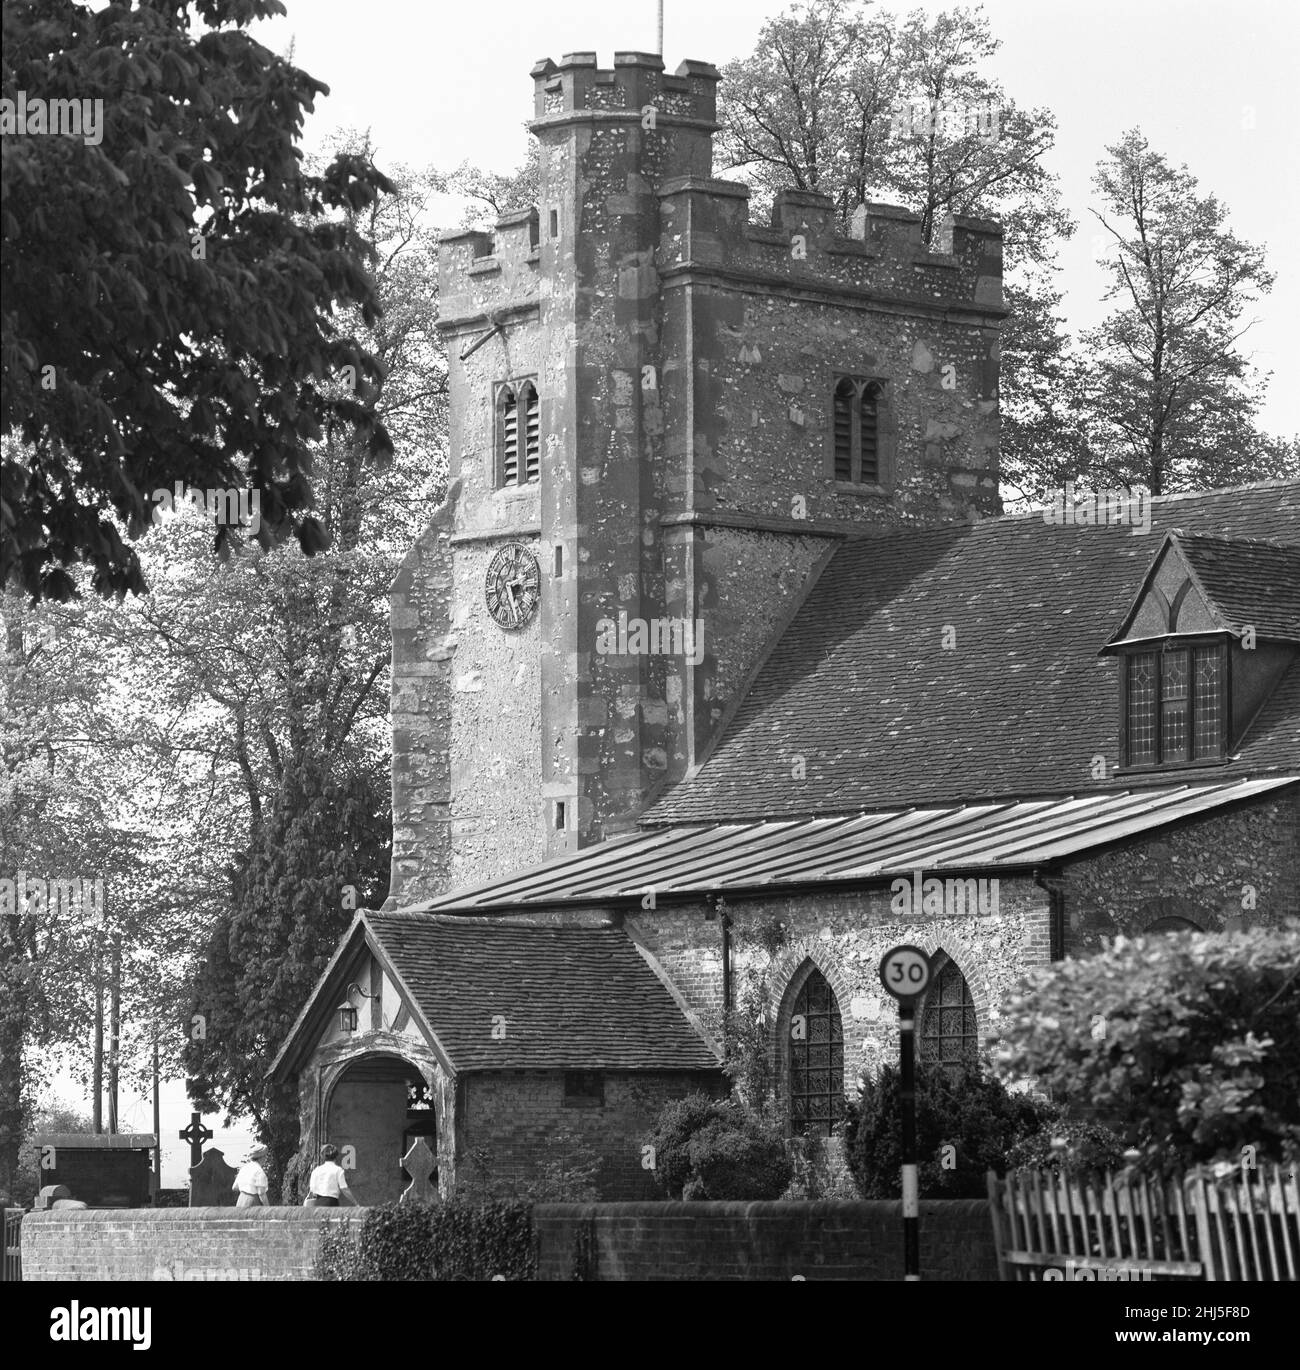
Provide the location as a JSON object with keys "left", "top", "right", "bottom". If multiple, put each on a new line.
{"left": 389, "top": 52, "right": 1005, "bottom": 906}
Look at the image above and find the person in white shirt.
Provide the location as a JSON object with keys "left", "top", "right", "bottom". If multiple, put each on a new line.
{"left": 305, "top": 1144, "right": 359, "bottom": 1207}
{"left": 232, "top": 1144, "right": 270, "bottom": 1207}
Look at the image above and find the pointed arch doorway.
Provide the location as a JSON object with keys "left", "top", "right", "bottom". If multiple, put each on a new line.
{"left": 324, "top": 1055, "right": 436, "bottom": 1205}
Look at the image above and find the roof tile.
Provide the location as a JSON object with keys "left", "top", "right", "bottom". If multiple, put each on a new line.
{"left": 366, "top": 913, "right": 719, "bottom": 1072}
{"left": 647, "top": 483, "right": 1300, "bottom": 823}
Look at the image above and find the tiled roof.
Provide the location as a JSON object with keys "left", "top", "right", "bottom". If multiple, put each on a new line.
{"left": 365, "top": 913, "right": 719, "bottom": 1071}
{"left": 647, "top": 482, "right": 1300, "bottom": 824}
{"left": 1170, "top": 533, "right": 1300, "bottom": 640}
{"left": 415, "top": 778, "right": 1297, "bottom": 912}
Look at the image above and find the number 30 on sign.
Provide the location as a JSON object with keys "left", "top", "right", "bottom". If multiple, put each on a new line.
{"left": 879, "top": 945, "right": 931, "bottom": 1000}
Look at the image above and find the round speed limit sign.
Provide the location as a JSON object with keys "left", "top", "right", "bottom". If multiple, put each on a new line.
{"left": 879, "top": 945, "right": 931, "bottom": 1000}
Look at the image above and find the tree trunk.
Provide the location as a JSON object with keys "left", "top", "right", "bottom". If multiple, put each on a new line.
{"left": 92, "top": 939, "right": 103, "bottom": 1133}
{"left": 0, "top": 915, "right": 29, "bottom": 1197}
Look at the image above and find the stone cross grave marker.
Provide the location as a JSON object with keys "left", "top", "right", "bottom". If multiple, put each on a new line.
{"left": 179, "top": 1112, "right": 212, "bottom": 1167}
{"left": 189, "top": 1147, "right": 238, "bottom": 1207}
{"left": 400, "top": 1137, "right": 436, "bottom": 1204}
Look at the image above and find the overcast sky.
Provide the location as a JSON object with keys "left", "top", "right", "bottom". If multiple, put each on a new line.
{"left": 246, "top": 0, "right": 1300, "bottom": 440}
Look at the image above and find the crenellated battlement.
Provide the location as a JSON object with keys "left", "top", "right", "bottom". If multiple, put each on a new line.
{"left": 438, "top": 207, "right": 540, "bottom": 328}
{"left": 658, "top": 183, "right": 1003, "bottom": 312}
{"left": 530, "top": 52, "right": 721, "bottom": 127}
{"left": 438, "top": 181, "right": 1003, "bottom": 325}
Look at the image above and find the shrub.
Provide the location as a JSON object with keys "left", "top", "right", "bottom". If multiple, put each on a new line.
{"left": 1005, "top": 1119, "right": 1130, "bottom": 1175}
{"left": 315, "top": 1216, "right": 363, "bottom": 1281}
{"left": 685, "top": 1114, "right": 791, "bottom": 1200}
{"left": 312, "top": 1199, "right": 535, "bottom": 1281}
{"left": 996, "top": 920, "right": 1300, "bottom": 1170}
{"left": 644, "top": 1092, "right": 726, "bottom": 1199}
{"left": 846, "top": 1063, "right": 1050, "bottom": 1198}
{"left": 645, "top": 1092, "right": 791, "bottom": 1201}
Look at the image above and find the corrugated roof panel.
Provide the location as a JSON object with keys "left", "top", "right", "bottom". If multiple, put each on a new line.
{"left": 411, "top": 777, "right": 1297, "bottom": 912}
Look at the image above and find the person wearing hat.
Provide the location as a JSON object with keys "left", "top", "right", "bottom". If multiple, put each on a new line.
{"left": 232, "top": 1144, "right": 270, "bottom": 1207}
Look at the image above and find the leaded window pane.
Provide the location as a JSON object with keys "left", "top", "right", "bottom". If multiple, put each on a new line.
{"left": 1127, "top": 653, "right": 1156, "bottom": 764}
{"left": 789, "top": 969, "right": 845, "bottom": 1137}
{"left": 1193, "top": 647, "right": 1221, "bottom": 758}
{"left": 1160, "top": 650, "right": 1189, "bottom": 761}
{"left": 920, "top": 961, "right": 978, "bottom": 1071}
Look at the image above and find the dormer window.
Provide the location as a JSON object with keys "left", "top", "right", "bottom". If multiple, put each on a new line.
{"left": 1122, "top": 641, "right": 1225, "bottom": 768}
{"left": 1105, "top": 530, "right": 1300, "bottom": 773}
{"left": 496, "top": 378, "right": 540, "bottom": 487}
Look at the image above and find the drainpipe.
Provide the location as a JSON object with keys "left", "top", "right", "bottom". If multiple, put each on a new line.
{"left": 721, "top": 900, "right": 732, "bottom": 1013}
{"left": 707, "top": 895, "right": 732, "bottom": 1049}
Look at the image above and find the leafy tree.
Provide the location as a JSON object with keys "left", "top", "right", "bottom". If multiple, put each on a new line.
{"left": 9, "top": 1098, "right": 94, "bottom": 1206}
{"left": 1, "top": 0, "right": 394, "bottom": 602}
{"left": 717, "top": 0, "right": 896, "bottom": 223}
{"left": 0, "top": 148, "right": 445, "bottom": 1192}
{"left": 184, "top": 752, "right": 390, "bottom": 1185}
{"left": 443, "top": 142, "right": 540, "bottom": 229}
{"left": 0, "top": 591, "right": 184, "bottom": 1195}
{"left": 1079, "top": 130, "right": 1283, "bottom": 494}
{"left": 172, "top": 147, "right": 445, "bottom": 1186}
{"left": 995, "top": 922, "right": 1300, "bottom": 1171}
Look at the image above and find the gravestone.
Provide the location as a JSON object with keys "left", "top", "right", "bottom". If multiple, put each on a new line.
{"left": 189, "top": 1147, "right": 238, "bottom": 1207}
{"left": 400, "top": 1138, "right": 436, "bottom": 1204}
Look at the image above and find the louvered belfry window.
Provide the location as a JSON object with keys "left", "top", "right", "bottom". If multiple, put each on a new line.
{"left": 832, "top": 376, "right": 884, "bottom": 485}
{"left": 523, "top": 383, "right": 540, "bottom": 483}
{"left": 789, "top": 968, "right": 845, "bottom": 1137}
{"left": 497, "top": 379, "right": 540, "bottom": 487}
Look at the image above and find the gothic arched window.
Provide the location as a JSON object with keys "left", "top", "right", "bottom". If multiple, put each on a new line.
{"left": 788, "top": 968, "right": 845, "bottom": 1137}
{"left": 497, "top": 378, "right": 540, "bottom": 487}
{"left": 920, "top": 957, "right": 979, "bottom": 1072}
{"left": 831, "top": 376, "right": 885, "bottom": 486}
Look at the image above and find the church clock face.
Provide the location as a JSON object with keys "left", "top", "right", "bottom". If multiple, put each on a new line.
{"left": 484, "top": 543, "right": 541, "bottom": 629}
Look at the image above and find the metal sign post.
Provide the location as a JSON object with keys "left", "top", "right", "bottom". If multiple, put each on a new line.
{"left": 879, "top": 945, "right": 932, "bottom": 1283}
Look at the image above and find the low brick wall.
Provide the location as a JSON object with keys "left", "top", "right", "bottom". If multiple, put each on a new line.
{"left": 534, "top": 1200, "right": 996, "bottom": 1280}
{"left": 21, "top": 1207, "right": 365, "bottom": 1281}
{"left": 21, "top": 1200, "right": 996, "bottom": 1280}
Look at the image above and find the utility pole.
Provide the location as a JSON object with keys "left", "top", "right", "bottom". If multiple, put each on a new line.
{"left": 107, "top": 933, "right": 121, "bottom": 1134}
{"left": 657, "top": 1, "right": 664, "bottom": 56}
{"left": 151, "top": 1019, "right": 161, "bottom": 1203}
